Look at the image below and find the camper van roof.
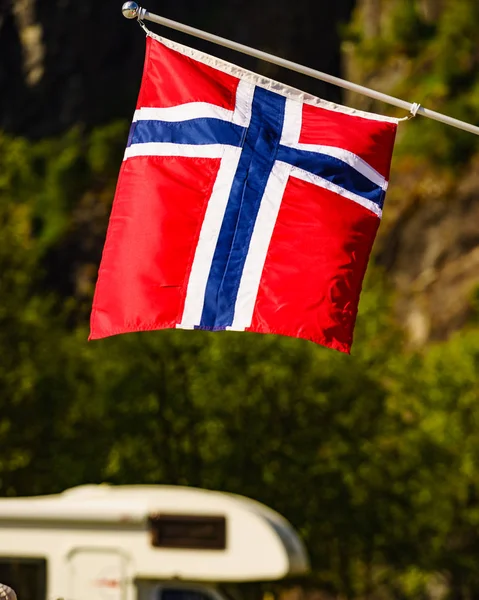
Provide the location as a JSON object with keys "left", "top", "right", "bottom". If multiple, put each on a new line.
{"left": 0, "top": 485, "right": 309, "bottom": 580}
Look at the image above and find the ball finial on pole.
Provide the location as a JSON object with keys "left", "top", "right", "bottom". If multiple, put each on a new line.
{"left": 122, "top": 1, "right": 139, "bottom": 19}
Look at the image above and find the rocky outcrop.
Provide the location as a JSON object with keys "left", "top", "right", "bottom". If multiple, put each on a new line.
{"left": 378, "top": 158, "right": 479, "bottom": 345}
{"left": 342, "top": 0, "right": 479, "bottom": 344}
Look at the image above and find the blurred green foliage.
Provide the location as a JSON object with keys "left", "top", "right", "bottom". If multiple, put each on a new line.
{"left": 2, "top": 122, "right": 479, "bottom": 600}
{"left": 1, "top": 2, "right": 479, "bottom": 599}
{"left": 345, "top": 0, "right": 479, "bottom": 165}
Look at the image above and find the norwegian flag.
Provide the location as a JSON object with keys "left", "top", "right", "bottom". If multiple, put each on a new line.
{"left": 90, "top": 33, "right": 397, "bottom": 353}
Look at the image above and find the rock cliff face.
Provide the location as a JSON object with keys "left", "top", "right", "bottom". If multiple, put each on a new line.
{"left": 342, "top": 0, "right": 479, "bottom": 345}
{"left": 0, "top": 0, "right": 354, "bottom": 137}
{"left": 378, "top": 158, "right": 479, "bottom": 345}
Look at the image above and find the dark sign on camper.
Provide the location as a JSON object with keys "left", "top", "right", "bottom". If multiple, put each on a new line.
{"left": 148, "top": 514, "right": 226, "bottom": 550}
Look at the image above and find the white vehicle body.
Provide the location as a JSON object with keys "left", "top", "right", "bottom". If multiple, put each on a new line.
{"left": 0, "top": 485, "right": 309, "bottom": 600}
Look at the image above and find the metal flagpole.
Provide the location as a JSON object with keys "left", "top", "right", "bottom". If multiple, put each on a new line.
{"left": 121, "top": 2, "right": 479, "bottom": 137}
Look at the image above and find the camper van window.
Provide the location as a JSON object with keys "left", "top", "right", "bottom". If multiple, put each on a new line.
{"left": 149, "top": 514, "right": 226, "bottom": 550}
{"left": 0, "top": 557, "right": 47, "bottom": 600}
{"left": 161, "top": 588, "right": 214, "bottom": 600}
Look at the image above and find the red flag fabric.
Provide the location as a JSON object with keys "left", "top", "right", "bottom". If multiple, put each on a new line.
{"left": 90, "top": 33, "right": 398, "bottom": 353}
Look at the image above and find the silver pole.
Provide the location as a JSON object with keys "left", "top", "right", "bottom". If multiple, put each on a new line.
{"left": 121, "top": 2, "right": 479, "bottom": 137}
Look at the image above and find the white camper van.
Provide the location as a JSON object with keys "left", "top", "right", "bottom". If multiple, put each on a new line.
{"left": 0, "top": 485, "right": 309, "bottom": 600}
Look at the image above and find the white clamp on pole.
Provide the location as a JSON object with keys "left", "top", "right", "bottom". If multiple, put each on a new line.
{"left": 121, "top": 2, "right": 479, "bottom": 137}
{"left": 398, "top": 102, "right": 421, "bottom": 122}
